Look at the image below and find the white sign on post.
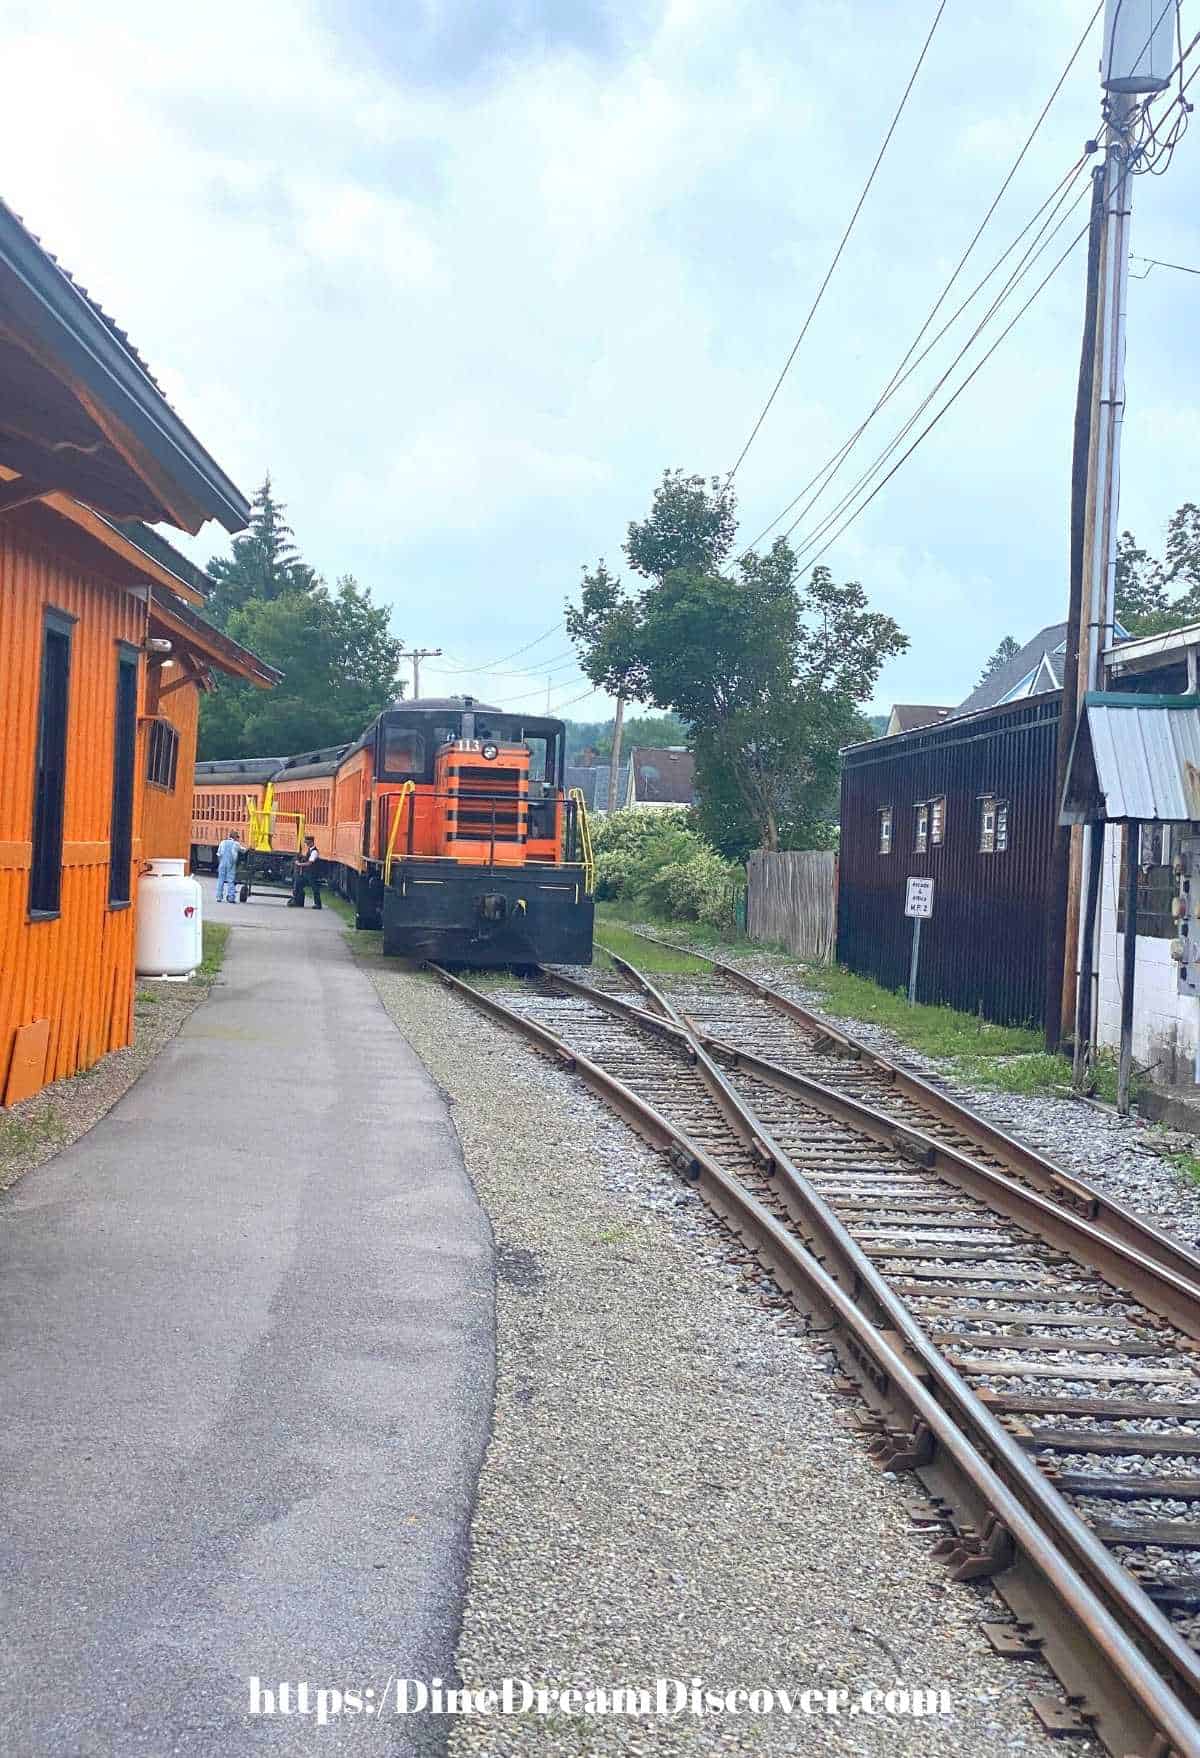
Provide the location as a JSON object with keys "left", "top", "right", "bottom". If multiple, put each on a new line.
{"left": 905, "top": 877, "right": 934, "bottom": 919}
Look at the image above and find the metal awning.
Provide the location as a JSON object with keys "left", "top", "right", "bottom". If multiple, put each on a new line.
{"left": 1060, "top": 691, "right": 1200, "bottom": 824}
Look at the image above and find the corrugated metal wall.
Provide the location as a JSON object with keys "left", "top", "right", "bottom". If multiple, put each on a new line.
{"left": 141, "top": 686, "right": 197, "bottom": 863}
{"left": 0, "top": 510, "right": 148, "bottom": 1100}
{"left": 837, "top": 695, "right": 1061, "bottom": 1026}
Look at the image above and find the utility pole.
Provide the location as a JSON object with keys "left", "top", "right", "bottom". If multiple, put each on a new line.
{"left": 400, "top": 646, "right": 441, "bottom": 700}
{"left": 1048, "top": 0, "right": 1176, "bottom": 1068}
{"left": 608, "top": 689, "right": 626, "bottom": 814}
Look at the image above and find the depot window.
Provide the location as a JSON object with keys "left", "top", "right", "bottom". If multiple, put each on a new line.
{"left": 878, "top": 805, "right": 893, "bottom": 854}
{"left": 914, "top": 802, "right": 929, "bottom": 854}
{"left": 108, "top": 644, "right": 139, "bottom": 908}
{"left": 929, "top": 795, "right": 946, "bottom": 845}
{"left": 29, "top": 608, "right": 75, "bottom": 919}
{"left": 146, "top": 718, "right": 179, "bottom": 792}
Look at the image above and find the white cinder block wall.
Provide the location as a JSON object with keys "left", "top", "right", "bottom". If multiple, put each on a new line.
{"left": 1096, "top": 824, "right": 1200, "bottom": 1082}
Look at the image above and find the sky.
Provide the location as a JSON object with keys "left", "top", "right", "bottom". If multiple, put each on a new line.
{"left": 3, "top": 0, "right": 1197, "bottom": 718}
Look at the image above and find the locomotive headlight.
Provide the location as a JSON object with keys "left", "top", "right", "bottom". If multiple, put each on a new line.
{"left": 482, "top": 742, "right": 499, "bottom": 761}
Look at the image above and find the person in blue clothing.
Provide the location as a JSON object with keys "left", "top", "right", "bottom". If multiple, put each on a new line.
{"left": 215, "top": 832, "right": 246, "bottom": 903}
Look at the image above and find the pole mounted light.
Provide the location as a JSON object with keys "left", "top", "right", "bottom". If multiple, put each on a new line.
{"left": 1102, "top": 0, "right": 1176, "bottom": 94}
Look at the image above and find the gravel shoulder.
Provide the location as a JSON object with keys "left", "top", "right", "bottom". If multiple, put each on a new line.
{"left": 366, "top": 956, "right": 1093, "bottom": 1758}
{"left": 0, "top": 974, "right": 219, "bottom": 1195}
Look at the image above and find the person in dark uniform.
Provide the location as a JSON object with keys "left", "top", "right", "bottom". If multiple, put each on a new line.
{"left": 289, "top": 836, "right": 323, "bottom": 909}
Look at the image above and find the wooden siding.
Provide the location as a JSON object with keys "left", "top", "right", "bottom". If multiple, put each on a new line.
{"left": 837, "top": 695, "right": 1061, "bottom": 1027}
{"left": 0, "top": 509, "right": 148, "bottom": 1100}
{"left": 141, "top": 684, "right": 198, "bottom": 863}
{"left": 747, "top": 850, "right": 837, "bottom": 962}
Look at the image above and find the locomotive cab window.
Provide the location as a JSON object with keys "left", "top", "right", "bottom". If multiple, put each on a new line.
{"left": 914, "top": 802, "right": 929, "bottom": 854}
{"left": 380, "top": 725, "right": 426, "bottom": 778}
{"left": 878, "top": 805, "right": 893, "bottom": 854}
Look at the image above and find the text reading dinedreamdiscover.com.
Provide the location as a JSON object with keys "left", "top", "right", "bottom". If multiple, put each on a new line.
{"left": 248, "top": 1677, "right": 953, "bottom": 1726}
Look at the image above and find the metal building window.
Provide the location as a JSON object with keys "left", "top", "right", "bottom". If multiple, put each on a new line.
{"left": 878, "top": 805, "right": 893, "bottom": 854}
{"left": 914, "top": 802, "right": 929, "bottom": 853}
{"left": 979, "top": 797, "right": 1009, "bottom": 853}
{"left": 1116, "top": 822, "right": 1175, "bottom": 940}
{"left": 929, "top": 795, "right": 946, "bottom": 845}
{"left": 109, "top": 645, "right": 139, "bottom": 908}
{"left": 979, "top": 796, "right": 996, "bottom": 853}
{"left": 146, "top": 718, "right": 179, "bottom": 791}
{"left": 29, "top": 609, "right": 75, "bottom": 918}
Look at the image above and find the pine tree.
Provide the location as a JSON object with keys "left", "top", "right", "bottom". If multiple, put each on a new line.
{"left": 976, "top": 635, "right": 1020, "bottom": 687}
{"left": 205, "top": 475, "right": 317, "bottom": 627}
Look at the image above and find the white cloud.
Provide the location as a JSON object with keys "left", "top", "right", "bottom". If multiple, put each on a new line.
{"left": 2, "top": 0, "right": 1196, "bottom": 719}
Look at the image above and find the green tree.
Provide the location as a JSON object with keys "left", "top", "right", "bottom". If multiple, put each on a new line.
{"left": 205, "top": 476, "right": 317, "bottom": 627}
{"left": 976, "top": 634, "right": 1020, "bottom": 686}
{"left": 569, "top": 472, "right": 906, "bottom": 854}
{"left": 564, "top": 559, "right": 649, "bottom": 810}
{"left": 596, "top": 712, "right": 690, "bottom": 757}
{"left": 198, "top": 473, "right": 404, "bottom": 759}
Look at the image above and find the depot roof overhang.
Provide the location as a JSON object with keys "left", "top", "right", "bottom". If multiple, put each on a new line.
{"left": 148, "top": 586, "right": 281, "bottom": 691}
{"left": 0, "top": 202, "right": 249, "bottom": 535}
{"left": 1060, "top": 692, "right": 1200, "bottom": 825}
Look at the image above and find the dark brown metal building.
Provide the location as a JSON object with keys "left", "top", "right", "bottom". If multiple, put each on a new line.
{"left": 838, "top": 693, "right": 1061, "bottom": 1026}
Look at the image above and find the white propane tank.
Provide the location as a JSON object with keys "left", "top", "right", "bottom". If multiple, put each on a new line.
{"left": 136, "top": 859, "right": 203, "bottom": 977}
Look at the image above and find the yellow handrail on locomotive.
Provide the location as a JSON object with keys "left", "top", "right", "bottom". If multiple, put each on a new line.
{"left": 569, "top": 787, "right": 595, "bottom": 896}
{"left": 383, "top": 781, "right": 416, "bottom": 888}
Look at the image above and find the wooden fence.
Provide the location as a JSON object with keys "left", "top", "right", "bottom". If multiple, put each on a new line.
{"left": 746, "top": 850, "right": 837, "bottom": 963}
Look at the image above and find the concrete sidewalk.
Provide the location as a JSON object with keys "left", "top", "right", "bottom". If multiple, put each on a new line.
{"left": 0, "top": 883, "right": 494, "bottom": 1756}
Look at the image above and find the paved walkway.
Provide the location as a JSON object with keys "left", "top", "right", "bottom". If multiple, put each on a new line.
{"left": 0, "top": 883, "right": 494, "bottom": 1755}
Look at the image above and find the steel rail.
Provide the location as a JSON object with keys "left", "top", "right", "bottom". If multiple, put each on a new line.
{"left": 602, "top": 926, "right": 1200, "bottom": 1293}
{"left": 435, "top": 959, "right": 1200, "bottom": 1757}
{"left": 550, "top": 962, "right": 1200, "bottom": 1335}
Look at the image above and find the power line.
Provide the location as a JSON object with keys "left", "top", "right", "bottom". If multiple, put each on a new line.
{"left": 782, "top": 165, "right": 1093, "bottom": 564}
{"left": 1129, "top": 252, "right": 1200, "bottom": 276}
{"left": 788, "top": 109, "right": 1182, "bottom": 573}
{"left": 425, "top": 647, "right": 577, "bottom": 680}
{"left": 726, "top": 0, "right": 951, "bottom": 481}
{"left": 738, "top": 1, "right": 1106, "bottom": 558}
{"left": 431, "top": 621, "right": 565, "bottom": 674}
{"left": 738, "top": 152, "right": 1092, "bottom": 559}
{"left": 796, "top": 219, "right": 1091, "bottom": 569}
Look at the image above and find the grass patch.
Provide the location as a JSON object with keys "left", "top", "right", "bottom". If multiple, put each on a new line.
{"left": 198, "top": 921, "right": 230, "bottom": 982}
{"left": 950, "top": 1051, "right": 1073, "bottom": 1096}
{"left": 0, "top": 1103, "right": 66, "bottom": 1168}
{"left": 1168, "top": 1150, "right": 1200, "bottom": 1185}
{"left": 803, "top": 963, "right": 1042, "bottom": 1062}
{"left": 593, "top": 905, "right": 715, "bottom": 974}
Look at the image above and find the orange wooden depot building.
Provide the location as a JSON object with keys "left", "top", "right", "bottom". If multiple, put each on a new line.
{"left": 0, "top": 200, "right": 275, "bottom": 1106}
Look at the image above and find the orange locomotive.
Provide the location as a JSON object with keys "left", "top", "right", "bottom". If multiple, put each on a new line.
{"left": 192, "top": 698, "right": 594, "bottom": 965}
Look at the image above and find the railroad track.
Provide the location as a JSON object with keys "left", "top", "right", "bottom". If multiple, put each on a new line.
{"left": 434, "top": 944, "right": 1200, "bottom": 1758}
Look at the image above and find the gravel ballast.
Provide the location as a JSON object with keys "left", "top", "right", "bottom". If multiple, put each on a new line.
{"left": 366, "top": 958, "right": 1096, "bottom": 1758}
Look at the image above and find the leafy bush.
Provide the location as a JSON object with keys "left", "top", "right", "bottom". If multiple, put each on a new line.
{"left": 589, "top": 807, "right": 742, "bottom": 928}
